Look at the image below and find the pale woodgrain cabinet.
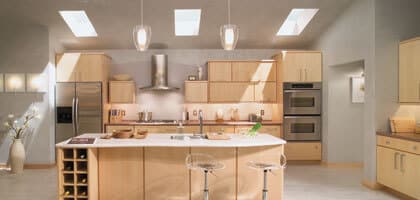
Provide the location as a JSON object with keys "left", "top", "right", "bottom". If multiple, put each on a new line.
{"left": 231, "top": 61, "right": 276, "bottom": 82}
{"left": 399, "top": 38, "right": 420, "bottom": 103}
{"left": 135, "top": 125, "right": 178, "bottom": 133}
{"left": 377, "top": 136, "right": 420, "bottom": 199}
{"left": 105, "top": 125, "right": 134, "bottom": 133}
{"left": 184, "top": 81, "right": 208, "bottom": 103}
{"left": 209, "top": 82, "right": 254, "bottom": 102}
{"left": 284, "top": 142, "right": 322, "bottom": 160}
{"left": 208, "top": 61, "right": 232, "bottom": 82}
{"left": 282, "top": 51, "right": 322, "bottom": 82}
{"left": 255, "top": 82, "right": 277, "bottom": 102}
{"left": 235, "top": 125, "right": 282, "bottom": 138}
{"left": 56, "top": 53, "right": 110, "bottom": 82}
{"left": 109, "top": 81, "right": 136, "bottom": 104}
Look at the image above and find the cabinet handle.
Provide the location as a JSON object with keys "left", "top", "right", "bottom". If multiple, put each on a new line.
{"left": 299, "top": 69, "right": 302, "bottom": 81}
{"left": 394, "top": 152, "right": 400, "bottom": 170}
{"left": 400, "top": 154, "right": 405, "bottom": 173}
{"left": 385, "top": 140, "right": 390, "bottom": 145}
{"left": 304, "top": 68, "right": 308, "bottom": 81}
{"left": 413, "top": 146, "right": 418, "bottom": 151}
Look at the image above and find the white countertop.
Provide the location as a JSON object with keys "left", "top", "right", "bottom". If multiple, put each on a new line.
{"left": 56, "top": 133, "right": 286, "bottom": 148}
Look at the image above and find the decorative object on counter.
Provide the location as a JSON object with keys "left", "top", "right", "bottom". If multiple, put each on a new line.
{"left": 249, "top": 113, "right": 262, "bottom": 122}
{"left": 351, "top": 76, "right": 365, "bottom": 103}
{"left": 112, "top": 74, "right": 132, "bottom": 81}
{"left": 138, "top": 111, "right": 152, "bottom": 122}
{"left": 188, "top": 75, "right": 197, "bottom": 81}
{"left": 206, "top": 132, "right": 231, "bottom": 140}
{"left": 0, "top": 73, "right": 3, "bottom": 92}
{"left": 197, "top": 65, "right": 203, "bottom": 80}
{"left": 182, "top": 108, "right": 189, "bottom": 121}
{"left": 216, "top": 108, "right": 224, "bottom": 122}
{"left": 109, "top": 109, "right": 126, "bottom": 123}
{"left": 390, "top": 116, "right": 416, "bottom": 133}
{"left": 4, "top": 106, "right": 40, "bottom": 174}
{"left": 133, "top": 0, "right": 151, "bottom": 51}
{"left": 112, "top": 129, "right": 134, "bottom": 139}
{"left": 230, "top": 107, "right": 240, "bottom": 121}
{"left": 133, "top": 130, "right": 148, "bottom": 139}
{"left": 247, "top": 122, "right": 262, "bottom": 137}
{"left": 220, "top": 0, "right": 239, "bottom": 50}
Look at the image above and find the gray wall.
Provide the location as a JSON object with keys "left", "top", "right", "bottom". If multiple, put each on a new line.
{"left": 0, "top": 22, "right": 56, "bottom": 164}
{"left": 310, "top": 0, "right": 376, "bottom": 181}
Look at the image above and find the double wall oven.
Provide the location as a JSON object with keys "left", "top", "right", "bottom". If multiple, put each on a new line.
{"left": 283, "top": 82, "right": 322, "bottom": 141}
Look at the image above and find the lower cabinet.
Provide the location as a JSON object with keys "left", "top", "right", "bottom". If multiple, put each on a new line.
{"left": 135, "top": 126, "right": 178, "bottom": 134}
{"left": 377, "top": 146, "right": 420, "bottom": 199}
{"left": 284, "top": 142, "right": 322, "bottom": 161}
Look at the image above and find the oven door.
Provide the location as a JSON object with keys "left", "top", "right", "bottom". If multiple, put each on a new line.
{"left": 284, "top": 116, "right": 321, "bottom": 141}
{"left": 284, "top": 90, "right": 321, "bottom": 115}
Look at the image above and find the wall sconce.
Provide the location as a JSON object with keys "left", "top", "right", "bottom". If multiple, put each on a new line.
{"left": 26, "top": 73, "right": 46, "bottom": 92}
{"left": 5, "top": 73, "right": 26, "bottom": 92}
{"left": 0, "top": 74, "right": 4, "bottom": 92}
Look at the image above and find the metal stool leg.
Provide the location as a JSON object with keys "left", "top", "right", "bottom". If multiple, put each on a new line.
{"left": 262, "top": 169, "right": 268, "bottom": 200}
{"left": 204, "top": 170, "right": 209, "bottom": 200}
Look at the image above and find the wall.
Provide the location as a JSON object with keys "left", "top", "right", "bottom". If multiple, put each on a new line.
{"left": 0, "top": 22, "right": 56, "bottom": 164}
{"left": 374, "top": 0, "right": 420, "bottom": 131}
{"left": 310, "top": 0, "right": 376, "bottom": 181}
{"left": 102, "top": 49, "right": 281, "bottom": 120}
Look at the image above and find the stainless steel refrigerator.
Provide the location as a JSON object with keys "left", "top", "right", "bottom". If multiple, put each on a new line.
{"left": 55, "top": 82, "right": 103, "bottom": 143}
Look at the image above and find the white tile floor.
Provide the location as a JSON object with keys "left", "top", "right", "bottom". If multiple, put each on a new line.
{"left": 0, "top": 165, "right": 399, "bottom": 200}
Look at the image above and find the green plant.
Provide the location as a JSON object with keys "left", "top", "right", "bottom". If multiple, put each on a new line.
{"left": 247, "top": 122, "right": 262, "bottom": 136}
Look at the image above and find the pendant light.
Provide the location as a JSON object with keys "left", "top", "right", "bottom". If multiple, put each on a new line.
{"left": 220, "top": 0, "right": 239, "bottom": 50}
{"left": 133, "top": 0, "right": 151, "bottom": 51}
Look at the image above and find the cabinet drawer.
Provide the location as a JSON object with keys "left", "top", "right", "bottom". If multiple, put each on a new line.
{"left": 284, "top": 142, "right": 322, "bottom": 160}
{"left": 105, "top": 125, "right": 134, "bottom": 133}
{"left": 259, "top": 125, "right": 282, "bottom": 138}
{"left": 377, "top": 136, "right": 420, "bottom": 155}
{"left": 135, "top": 126, "right": 178, "bottom": 134}
{"left": 206, "top": 126, "right": 235, "bottom": 133}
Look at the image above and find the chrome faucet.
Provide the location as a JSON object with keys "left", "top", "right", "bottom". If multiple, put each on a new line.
{"left": 199, "top": 110, "right": 204, "bottom": 137}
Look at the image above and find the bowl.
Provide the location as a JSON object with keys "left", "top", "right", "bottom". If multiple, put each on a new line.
{"left": 112, "top": 129, "right": 133, "bottom": 139}
{"left": 113, "top": 74, "right": 132, "bottom": 81}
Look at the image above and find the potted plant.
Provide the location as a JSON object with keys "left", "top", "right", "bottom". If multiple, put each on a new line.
{"left": 4, "top": 107, "right": 40, "bottom": 174}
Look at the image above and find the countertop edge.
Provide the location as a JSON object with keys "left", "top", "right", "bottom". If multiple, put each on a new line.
{"left": 105, "top": 120, "right": 283, "bottom": 126}
{"left": 377, "top": 131, "right": 420, "bottom": 143}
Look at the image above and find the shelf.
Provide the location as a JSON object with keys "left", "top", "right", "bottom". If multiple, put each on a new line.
{"left": 75, "top": 159, "right": 88, "bottom": 162}
{"left": 76, "top": 171, "right": 88, "bottom": 174}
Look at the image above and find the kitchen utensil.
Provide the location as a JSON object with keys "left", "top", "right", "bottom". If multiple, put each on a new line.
{"left": 113, "top": 74, "right": 132, "bottom": 81}
{"left": 138, "top": 112, "right": 153, "bottom": 122}
{"left": 216, "top": 109, "right": 224, "bottom": 122}
{"left": 390, "top": 116, "right": 416, "bottom": 133}
{"left": 133, "top": 130, "right": 148, "bottom": 139}
{"left": 249, "top": 113, "right": 262, "bottom": 122}
{"left": 112, "top": 129, "right": 133, "bottom": 138}
{"left": 231, "top": 108, "right": 240, "bottom": 121}
{"left": 206, "top": 132, "right": 230, "bottom": 140}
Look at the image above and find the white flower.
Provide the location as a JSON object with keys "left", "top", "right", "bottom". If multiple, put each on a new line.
{"left": 31, "top": 106, "right": 39, "bottom": 113}
{"left": 8, "top": 114, "right": 14, "bottom": 119}
{"left": 13, "top": 120, "right": 18, "bottom": 124}
{"left": 35, "top": 114, "right": 42, "bottom": 119}
{"left": 4, "top": 122, "right": 9, "bottom": 127}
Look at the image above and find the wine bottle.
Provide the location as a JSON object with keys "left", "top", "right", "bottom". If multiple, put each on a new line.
{"left": 81, "top": 178, "right": 87, "bottom": 183}
{"left": 79, "top": 154, "right": 86, "bottom": 159}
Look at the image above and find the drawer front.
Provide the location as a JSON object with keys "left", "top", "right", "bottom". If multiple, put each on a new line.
{"left": 377, "top": 136, "right": 420, "bottom": 155}
{"left": 207, "top": 126, "right": 235, "bottom": 133}
{"left": 105, "top": 125, "right": 134, "bottom": 133}
{"left": 135, "top": 126, "right": 178, "bottom": 134}
{"left": 259, "top": 126, "right": 282, "bottom": 138}
{"left": 284, "top": 142, "right": 322, "bottom": 161}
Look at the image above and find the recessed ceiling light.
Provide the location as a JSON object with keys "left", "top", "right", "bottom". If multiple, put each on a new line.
{"left": 174, "top": 9, "right": 201, "bottom": 36}
{"left": 59, "top": 10, "right": 98, "bottom": 37}
{"left": 276, "top": 8, "right": 319, "bottom": 36}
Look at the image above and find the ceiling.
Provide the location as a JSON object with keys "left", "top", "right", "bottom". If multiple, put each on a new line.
{"left": 1, "top": 0, "right": 353, "bottom": 50}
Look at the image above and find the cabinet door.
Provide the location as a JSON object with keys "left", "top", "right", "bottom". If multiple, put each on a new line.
{"left": 255, "top": 82, "right": 277, "bottom": 102}
{"left": 207, "top": 125, "right": 235, "bottom": 133}
{"left": 56, "top": 53, "right": 78, "bottom": 82}
{"left": 209, "top": 83, "right": 254, "bottom": 102}
{"left": 283, "top": 52, "right": 304, "bottom": 82}
{"left": 259, "top": 125, "right": 282, "bottom": 138}
{"left": 399, "top": 40, "right": 420, "bottom": 103}
{"left": 184, "top": 81, "right": 208, "bottom": 103}
{"left": 208, "top": 62, "right": 232, "bottom": 82}
{"left": 304, "top": 52, "right": 322, "bottom": 82}
{"left": 399, "top": 152, "right": 420, "bottom": 199}
{"left": 284, "top": 142, "right": 322, "bottom": 160}
{"left": 232, "top": 62, "right": 276, "bottom": 82}
{"left": 109, "top": 81, "right": 136, "bottom": 104}
{"left": 377, "top": 146, "right": 401, "bottom": 190}
{"left": 76, "top": 54, "right": 109, "bottom": 82}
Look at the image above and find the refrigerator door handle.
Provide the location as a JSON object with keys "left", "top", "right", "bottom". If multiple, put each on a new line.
{"left": 75, "top": 97, "right": 80, "bottom": 135}
{"left": 72, "top": 97, "right": 77, "bottom": 136}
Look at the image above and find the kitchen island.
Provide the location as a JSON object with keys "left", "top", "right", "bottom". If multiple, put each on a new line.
{"left": 56, "top": 133, "right": 286, "bottom": 200}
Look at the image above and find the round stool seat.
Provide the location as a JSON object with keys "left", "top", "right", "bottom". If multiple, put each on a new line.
{"left": 186, "top": 153, "right": 225, "bottom": 172}
{"left": 196, "top": 162, "right": 225, "bottom": 171}
{"left": 247, "top": 161, "right": 282, "bottom": 171}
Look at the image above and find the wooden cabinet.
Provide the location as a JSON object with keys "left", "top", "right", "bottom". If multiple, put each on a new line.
{"left": 56, "top": 53, "right": 110, "bottom": 82}
{"left": 281, "top": 51, "right": 322, "bottom": 82}
{"left": 206, "top": 125, "right": 235, "bottom": 133}
{"left": 231, "top": 61, "right": 276, "bottom": 82}
{"left": 399, "top": 38, "right": 420, "bottom": 103}
{"left": 105, "top": 125, "right": 134, "bottom": 133}
{"left": 109, "top": 81, "right": 136, "bottom": 104}
{"left": 255, "top": 82, "right": 277, "bottom": 102}
{"left": 284, "top": 142, "right": 322, "bottom": 160}
{"left": 184, "top": 81, "right": 208, "bottom": 103}
{"left": 98, "top": 148, "right": 143, "bottom": 200}
{"left": 208, "top": 61, "right": 232, "bottom": 82}
{"left": 209, "top": 82, "right": 254, "bottom": 102}
{"left": 135, "top": 126, "right": 178, "bottom": 133}
{"left": 259, "top": 125, "right": 282, "bottom": 138}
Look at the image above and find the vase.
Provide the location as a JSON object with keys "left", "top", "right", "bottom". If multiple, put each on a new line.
{"left": 9, "top": 139, "right": 25, "bottom": 174}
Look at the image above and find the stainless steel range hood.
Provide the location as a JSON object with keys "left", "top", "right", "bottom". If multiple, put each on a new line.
{"left": 139, "top": 54, "right": 179, "bottom": 91}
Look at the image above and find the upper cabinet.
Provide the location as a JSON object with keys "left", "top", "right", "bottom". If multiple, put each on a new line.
{"left": 208, "top": 61, "right": 232, "bottom": 82}
{"left": 231, "top": 61, "right": 276, "bottom": 82}
{"left": 56, "top": 53, "right": 110, "bottom": 82}
{"left": 209, "top": 82, "right": 254, "bottom": 102}
{"left": 109, "top": 81, "right": 136, "bottom": 104}
{"left": 281, "top": 51, "right": 322, "bottom": 82}
{"left": 184, "top": 81, "right": 208, "bottom": 103}
{"left": 399, "top": 37, "right": 420, "bottom": 103}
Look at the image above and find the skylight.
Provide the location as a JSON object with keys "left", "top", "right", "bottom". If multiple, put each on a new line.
{"left": 59, "top": 10, "right": 98, "bottom": 37}
{"left": 276, "top": 8, "right": 319, "bottom": 36}
{"left": 174, "top": 9, "right": 201, "bottom": 36}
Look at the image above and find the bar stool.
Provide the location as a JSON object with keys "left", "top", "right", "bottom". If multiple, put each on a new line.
{"left": 247, "top": 154, "right": 287, "bottom": 200}
{"left": 186, "top": 153, "right": 225, "bottom": 200}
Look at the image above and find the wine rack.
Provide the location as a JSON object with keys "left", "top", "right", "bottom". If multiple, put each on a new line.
{"left": 57, "top": 148, "right": 98, "bottom": 200}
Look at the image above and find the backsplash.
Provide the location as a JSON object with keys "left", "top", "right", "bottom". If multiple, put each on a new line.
{"left": 394, "top": 105, "right": 420, "bottom": 127}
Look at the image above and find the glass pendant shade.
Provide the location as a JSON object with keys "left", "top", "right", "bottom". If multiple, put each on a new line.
{"left": 133, "top": 25, "right": 151, "bottom": 51}
{"left": 220, "top": 24, "right": 239, "bottom": 50}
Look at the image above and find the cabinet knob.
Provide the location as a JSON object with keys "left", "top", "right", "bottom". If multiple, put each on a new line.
{"left": 413, "top": 146, "right": 418, "bottom": 151}
{"left": 386, "top": 141, "right": 390, "bottom": 145}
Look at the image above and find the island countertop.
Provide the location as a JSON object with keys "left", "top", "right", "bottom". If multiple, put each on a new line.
{"left": 56, "top": 133, "right": 286, "bottom": 148}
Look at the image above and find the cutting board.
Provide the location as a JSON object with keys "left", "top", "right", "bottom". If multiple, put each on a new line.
{"left": 390, "top": 116, "right": 416, "bottom": 133}
{"left": 206, "top": 132, "right": 230, "bottom": 140}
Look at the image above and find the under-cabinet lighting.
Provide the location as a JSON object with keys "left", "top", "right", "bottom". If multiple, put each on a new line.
{"left": 276, "top": 8, "right": 319, "bottom": 36}
{"left": 174, "top": 9, "right": 201, "bottom": 36}
{"left": 59, "top": 10, "right": 98, "bottom": 37}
